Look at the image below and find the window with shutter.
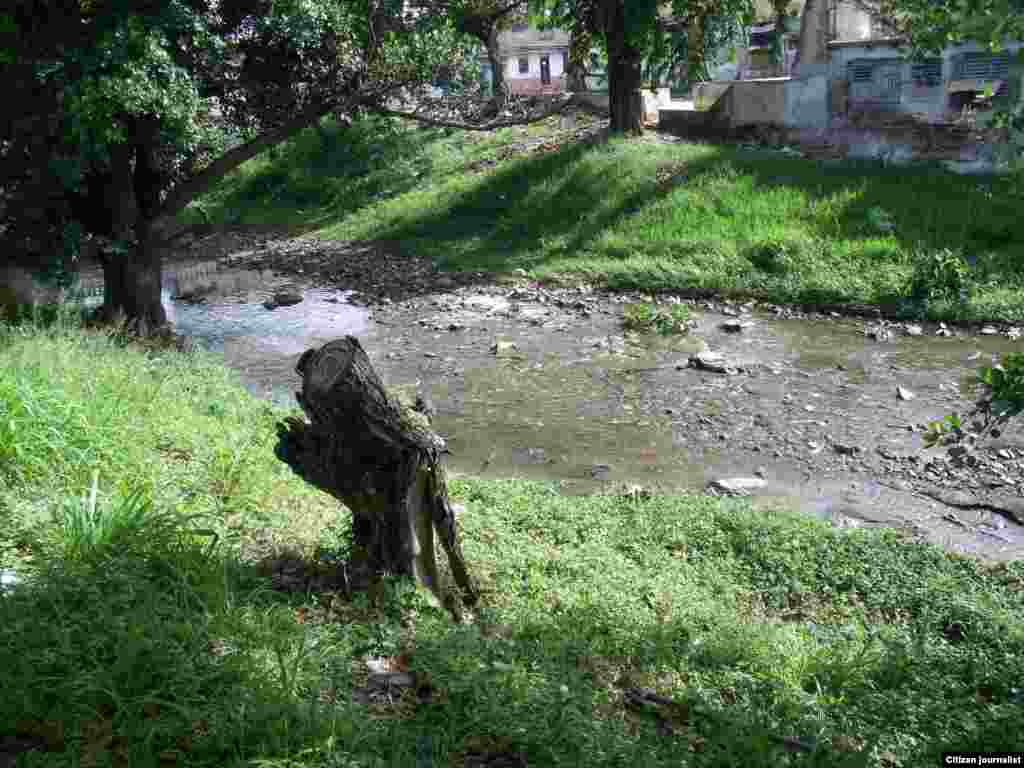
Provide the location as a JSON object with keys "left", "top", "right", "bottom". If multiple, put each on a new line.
{"left": 911, "top": 60, "right": 942, "bottom": 87}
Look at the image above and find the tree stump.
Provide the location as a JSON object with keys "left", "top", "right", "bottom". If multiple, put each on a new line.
{"left": 274, "top": 336, "right": 478, "bottom": 618}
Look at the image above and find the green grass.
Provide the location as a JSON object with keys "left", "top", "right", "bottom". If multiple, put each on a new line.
{"left": 180, "top": 112, "right": 1024, "bottom": 322}
{"left": 2, "top": 314, "right": 1023, "bottom": 766}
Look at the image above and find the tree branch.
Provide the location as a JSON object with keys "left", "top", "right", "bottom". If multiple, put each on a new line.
{"left": 368, "top": 95, "right": 579, "bottom": 131}
{"left": 150, "top": 93, "right": 350, "bottom": 241}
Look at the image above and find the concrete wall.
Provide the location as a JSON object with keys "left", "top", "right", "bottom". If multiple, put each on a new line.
{"left": 694, "top": 81, "right": 734, "bottom": 110}
{"left": 641, "top": 88, "right": 673, "bottom": 122}
{"left": 827, "top": 40, "right": 1024, "bottom": 122}
{"left": 784, "top": 73, "right": 830, "bottom": 127}
{"left": 728, "top": 79, "right": 788, "bottom": 125}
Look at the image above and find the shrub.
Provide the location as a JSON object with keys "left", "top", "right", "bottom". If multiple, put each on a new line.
{"left": 622, "top": 302, "right": 690, "bottom": 335}
{"left": 909, "top": 248, "right": 971, "bottom": 303}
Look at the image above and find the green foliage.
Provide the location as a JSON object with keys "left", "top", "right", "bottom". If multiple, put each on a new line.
{"left": 1, "top": 319, "right": 1023, "bottom": 766}
{"left": 925, "top": 352, "right": 1024, "bottom": 449}
{"left": 909, "top": 248, "right": 971, "bottom": 303}
{"left": 978, "top": 352, "right": 1024, "bottom": 417}
{"left": 622, "top": 301, "right": 691, "bottom": 335}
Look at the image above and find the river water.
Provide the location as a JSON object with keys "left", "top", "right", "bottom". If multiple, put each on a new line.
{"left": 73, "top": 257, "right": 1024, "bottom": 561}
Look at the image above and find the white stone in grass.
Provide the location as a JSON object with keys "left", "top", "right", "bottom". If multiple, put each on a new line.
{"left": 708, "top": 477, "right": 767, "bottom": 496}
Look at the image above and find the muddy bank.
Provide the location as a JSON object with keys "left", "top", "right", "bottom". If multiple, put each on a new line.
{"left": 127, "top": 233, "right": 1024, "bottom": 564}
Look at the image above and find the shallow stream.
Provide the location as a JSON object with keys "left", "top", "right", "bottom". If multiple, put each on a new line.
{"left": 79, "top": 257, "right": 1024, "bottom": 561}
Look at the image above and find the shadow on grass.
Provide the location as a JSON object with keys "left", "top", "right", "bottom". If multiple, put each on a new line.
{"left": 4, "top": 486, "right": 1020, "bottom": 768}
{"left": 178, "top": 116, "right": 457, "bottom": 235}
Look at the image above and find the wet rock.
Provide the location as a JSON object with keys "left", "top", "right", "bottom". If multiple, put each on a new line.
{"left": 832, "top": 442, "right": 861, "bottom": 456}
{"left": 263, "top": 290, "right": 303, "bottom": 309}
{"left": 987, "top": 494, "right": 1024, "bottom": 525}
{"left": 865, "top": 326, "right": 894, "bottom": 342}
{"left": 687, "top": 351, "right": 739, "bottom": 375}
{"left": 171, "top": 286, "right": 215, "bottom": 304}
{"left": 936, "top": 322, "right": 954, "bottom": 337}
{"left": 708, "top": 477, "right": 767, "bottom": 496}
{"left": 274, "top": 290, "right": 303, "bottom": 306}
{"left": 903, "top": 324, "right": 924, "bottom": 337}
{"left": 896, "top": 386, "right": 916, "bottom": 401}
{"left": 721, "top": 319, "right": 753, "bottom": 333}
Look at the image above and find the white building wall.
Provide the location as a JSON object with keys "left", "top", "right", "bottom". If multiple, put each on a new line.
{"left": 504, "top": 52, "right": 564, "bottom": 79}
{"left": 828, "top": 40, "right": 1023, "bottom": 122}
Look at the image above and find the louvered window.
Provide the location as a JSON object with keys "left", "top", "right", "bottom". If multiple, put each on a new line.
{"left": 849, "top": 62, "right": 874, "bottom": 82}
{"left": 911, "top": 59, "right": 942, "bottom": 87}
{"left": 954, "top": 52, "right": 1011, "bottom": 80}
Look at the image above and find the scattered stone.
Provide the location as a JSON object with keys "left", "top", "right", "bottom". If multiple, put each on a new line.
{"left": 688, "top": 351, "right": 739, "bottom": 375}
{"left": 273, "top": 290, "right": 303, "bottom": 306}
{"left": 708, "top": 477, "right": 767, "bottom": 496}
{"left": 721, "top": 319, "right": 753, "bottom": 333}
{"left": 865, "top": 326, "right": 894, "bottom": 342}
{"left": 896, "top": 386, "right": 916, "bottom": 401}
{"left": 904, "top": 324, "right": 924, "bottom": 337}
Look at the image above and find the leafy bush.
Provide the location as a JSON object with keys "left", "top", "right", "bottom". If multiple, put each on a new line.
{"left": 622, "top": 302, "right": 691, "bottom": 335}
{"left": 925, "top": 352, "right": 1024, "bottom": 448}
{"left": 909, "top": 248, "right": 971, "bottom": 303}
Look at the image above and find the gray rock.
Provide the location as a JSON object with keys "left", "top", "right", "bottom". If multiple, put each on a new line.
{"left": 865, "top": 326, "right": 894, "bottom": 342}
{"left": 832, "top": 442, "right": 861, "bottom": 456}
{"left": 980, "top": 326, "right": 999, "bottom": 336}
{"left": 589, "top": 464, "right": 612, "bottom": 481}
{"left": 491, "top": 340, "right": 518, "bottom": 356}
{"left": 904, "top": 324, "right": 924, "bottom": 337}
{"left": 896, "top": 386, "right": 916, "bottom": 401}
{"left": 688, "top": 351, "right": 739, "bottom": 375}
{"left": 273, "top": 290, "right": 303, "bottom": 307}
{"left": 708, "top": 477, "right": 767, "bottom": 496}
{"left": 721, "top": 319, "right": 753, "bottom": 333}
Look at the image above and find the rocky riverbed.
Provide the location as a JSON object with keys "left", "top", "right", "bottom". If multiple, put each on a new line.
{"left": 76, "top": 227, "right": 1024, "bottom": 561}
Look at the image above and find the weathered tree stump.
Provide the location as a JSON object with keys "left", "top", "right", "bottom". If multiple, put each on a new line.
{"left": 274, "top": 336, "right": 478, "bottom": 618}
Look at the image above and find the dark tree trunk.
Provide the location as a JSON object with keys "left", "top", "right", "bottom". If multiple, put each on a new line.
{"left": 274, "top": 337, "right": 478, "bottom": 619}
{"left": 97, "top": 135, "right": 168, "bottom": 332}
{"left": 687, "top": 14, "right": 706, "bottom": 86}
{"left": 486, "top": 25, "right": 506, "bottom": 102}
{"left": 100, "top": 227, "right": 167, "bottom": 333}
{"left": 603, "top": 0, "right": 643, "bottom": 135}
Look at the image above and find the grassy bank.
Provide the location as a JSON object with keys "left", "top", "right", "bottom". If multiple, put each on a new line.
{"left": 178, "top": 113, "right": 1024, "bottom": 322}
{"left": 1, "top": 315, "right": 1023, "bottom": 767}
